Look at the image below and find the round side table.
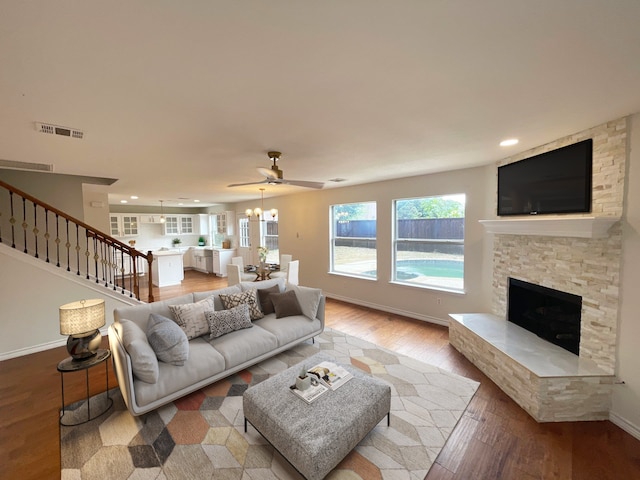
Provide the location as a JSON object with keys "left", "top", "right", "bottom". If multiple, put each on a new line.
{"left": 57, "top": 348, "right": 113, "bottom": 426}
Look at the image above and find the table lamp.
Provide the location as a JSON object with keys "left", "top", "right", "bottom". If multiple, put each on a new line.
{"left": 59, "top": 299, "right": 105, "bottom": 360}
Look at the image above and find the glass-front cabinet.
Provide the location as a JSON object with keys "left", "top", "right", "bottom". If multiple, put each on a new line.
{"left": 110, "top": 214, "right": 139, "bottom": 237}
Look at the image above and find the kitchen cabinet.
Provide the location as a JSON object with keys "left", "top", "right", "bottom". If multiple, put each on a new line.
{"left": 139, "top": 215, "right": 163, "bottom": 224}
{"left": 193, "top": 248, "right": 213, "bottom": 274}
{"left": 152, "top": 250, "right": 184, "bottom": 287}
{"left": 182, "top": 247, "right": 195, "bottom": 269}
{"left": 110, "top": 214, "right": 139, "bottom": 237}
{"left": 163, "top": 215, "right": 196, "bottom": 236}
{"left": 197, "top": 214, "right": 210, "bottom": 236}
{"left": 215, "top": 211, "right": 236, "bottom": 236}
{"left": 212, "top": 248, "right": 236, "bottom": 277}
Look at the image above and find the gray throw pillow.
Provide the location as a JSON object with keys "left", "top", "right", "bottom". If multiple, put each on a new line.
{"left": 146, "top": 313, "right": 189, "bottom": 366}
{"left": 118, "top": 319, "right": 159, "bottom": 384}
{"left": 206, "top": 304, "right": 253, "bottom": 339}
{"left": 270, "top": 290, "right": 304, "bottom": 318}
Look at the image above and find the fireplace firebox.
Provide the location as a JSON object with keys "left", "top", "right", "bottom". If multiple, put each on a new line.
{"left": 507, "top": 278, "right": 582, "bottom": 355}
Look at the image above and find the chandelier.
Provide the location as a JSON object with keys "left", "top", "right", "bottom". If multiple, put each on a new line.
{"left": 246, "top": 188, "right": 278, "bottom": 220}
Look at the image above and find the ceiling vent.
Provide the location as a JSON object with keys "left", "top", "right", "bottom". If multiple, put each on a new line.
{"left": 0, "top": 159, "right": 54, "bottom": 172}
{"left": 35, "top": 122, "right": 84, "bottom": 140}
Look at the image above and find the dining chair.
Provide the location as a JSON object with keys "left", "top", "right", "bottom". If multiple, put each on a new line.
{"left": 226, "top": 263, "right": 242, "bottom": 286}
{"left": 286, "top": 260, "right": 299, "bottom": 286}
{"left": 231, "top": 256, "right": 256, "bottom": 282}
{"left": 270, "top": 253, "right": 292, "bottom": 279}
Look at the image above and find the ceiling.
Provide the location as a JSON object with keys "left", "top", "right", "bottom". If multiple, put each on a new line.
{"left": 1, "top": 1, "right": 640, "bottom": 207}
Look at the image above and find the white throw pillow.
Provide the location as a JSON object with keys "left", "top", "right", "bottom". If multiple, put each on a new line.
{"left": 169, "top": 295, "right": 215, "bottom": 340}
{"left": 286, "top": 284, "right": 322, "bottom": 320}
{"left": 118, "top": 319, "right": 159, "bottom": 384}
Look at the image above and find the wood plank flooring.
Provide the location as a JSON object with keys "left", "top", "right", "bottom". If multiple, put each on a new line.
{"left": 2, "top": 270, "right": 639, "bottom": 480}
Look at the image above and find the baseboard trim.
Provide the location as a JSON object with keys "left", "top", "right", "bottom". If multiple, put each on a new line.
{"left": 0, "top": 326, "right": 110, "bottom": 362}
{"left": 324, "top": 293, "right": 449, "bottom": 327}
{"left": 610, "top": 411, "right": 640, "bottom": 441}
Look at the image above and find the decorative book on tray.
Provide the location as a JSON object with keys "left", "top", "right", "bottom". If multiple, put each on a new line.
{"left": 290, "top": 361, "right": 354, "bottom": 403}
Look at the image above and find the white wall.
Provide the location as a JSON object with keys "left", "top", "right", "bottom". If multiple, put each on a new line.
{"left": 613, "top": 112, "right": 640, "bottom": 436}
{"left": 0, "top": 244, "right": 136, "bottom": 360}
{"left": 234, "top": 164, "right": 495, "bottom": 324}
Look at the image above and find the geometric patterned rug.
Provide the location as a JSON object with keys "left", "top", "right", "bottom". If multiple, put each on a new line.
{"left": 61, "top": 327, "right": 479, "bottom": 480}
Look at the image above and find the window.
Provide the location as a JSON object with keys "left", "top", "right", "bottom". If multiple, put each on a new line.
{"left": 239, "top": 217, "right": 250, "bottom": 248}
{"left": 330, "top": 202, "right": 377, "bottom": 278}
{"left": 393, "top": 194, "right": 465, "bottom": 291}
{"left": 262, "top": 212, "right": 279, "bottom": 263}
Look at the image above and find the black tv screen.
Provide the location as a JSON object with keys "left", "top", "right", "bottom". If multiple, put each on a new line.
{"left": 497, "top": 139, "right": 593, "bottom": 216}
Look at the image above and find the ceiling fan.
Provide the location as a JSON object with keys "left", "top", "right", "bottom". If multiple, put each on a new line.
{"left": 228, "top": 151, "right": 324, "bottom": 189}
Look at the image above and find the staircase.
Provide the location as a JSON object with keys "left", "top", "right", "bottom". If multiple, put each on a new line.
{"left": 0, "top": 179, "right": 155, "bottom": 303}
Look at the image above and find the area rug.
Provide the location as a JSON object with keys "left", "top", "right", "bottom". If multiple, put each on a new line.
{"left": 61, "top": 327, "right": 479, "bottom": 480}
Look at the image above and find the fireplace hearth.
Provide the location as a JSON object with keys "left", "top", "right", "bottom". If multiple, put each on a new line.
{"left": 507, "top": 278, "right": 582, "bottom": 355}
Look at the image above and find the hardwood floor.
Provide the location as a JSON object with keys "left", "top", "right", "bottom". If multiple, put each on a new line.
{"left": 2, "top": 270, "right": 639, "bottom": 480}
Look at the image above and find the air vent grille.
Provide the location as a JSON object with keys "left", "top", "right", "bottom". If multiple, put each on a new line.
{"left": 0, "top": 159, "right": 54, "bottom": 172}
{"left": 35, "top": 122, "right": 84, "bottom": 140}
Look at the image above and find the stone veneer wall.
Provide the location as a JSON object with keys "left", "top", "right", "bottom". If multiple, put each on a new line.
{"left": 492, "top": 117, "right": 628, "bottom": 374}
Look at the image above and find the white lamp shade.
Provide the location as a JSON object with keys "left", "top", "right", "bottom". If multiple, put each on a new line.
{"left": 59, "top": 299, "right": 105, "bottom": 335}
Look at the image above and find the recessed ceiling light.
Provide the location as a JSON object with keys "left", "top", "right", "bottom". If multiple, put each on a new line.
{"left": 194, "top": 199, "right": 200, "bottom": 203}
{"left": 130, "top": 195, "right": 138, "bottom": 200}
{"left": 120, "top": 200, "right": 127, "bottom": 204}
{"left": 500, "top": 138, "right": 519, "bottom": 147}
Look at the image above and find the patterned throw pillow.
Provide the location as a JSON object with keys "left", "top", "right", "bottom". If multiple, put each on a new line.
{"left": 206, "top": 304, "right": 253, "bottom": 339}
{"left": 219, "top": 289, "right": 264, "bottom": 320}
{"left": 146, "top": 313, "right": 189, "bottom": 365}
{"left": 168, "top": 296, "right": 215, "bottom": 340}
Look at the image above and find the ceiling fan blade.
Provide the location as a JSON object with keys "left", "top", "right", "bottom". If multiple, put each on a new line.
{"left": 257, "top": 167, "right": 279, "bottom": 179}
{"left": 281, "top": 179, "right": 325, "bottom": 189}
{"left": 227, "top": 179, "right": 269, "bottom": 188}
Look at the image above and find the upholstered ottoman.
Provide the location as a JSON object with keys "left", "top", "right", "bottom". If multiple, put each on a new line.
{"left": 243, "top": 352, "right": 391, "bottom": 480}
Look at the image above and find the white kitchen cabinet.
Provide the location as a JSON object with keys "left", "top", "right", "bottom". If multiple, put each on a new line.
{"left": 215, "top": 211, "right": 236, "bottom": 236}
{"left": 197, "top": 214, "right": 210, "bottom": 236}
{"left": 193, "top": 248, "right": 213, "bottom": 273}
{"left": 182, "top": 247, "right": 195, "bottom": 269}
{"left": 180, "top": 216, "right": 194, "bottom": 234}
{"left": 110, "top": 214, "right": 139, "bottom": 237}
{"left": 163, "top": 215, "right": 197, "bottom": 235}
{"left": 139, "top": 215, "right": 163, "bottom": 224}
{"left": 152, "top": 251, "right": 184, "bottom": 287}
{"left": 212, "top": 248, "right": 236, "bottom": 277}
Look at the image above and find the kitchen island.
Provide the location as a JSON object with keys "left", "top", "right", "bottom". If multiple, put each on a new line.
{"left": 151, "top": 249, "right": 184, "bottom": 287}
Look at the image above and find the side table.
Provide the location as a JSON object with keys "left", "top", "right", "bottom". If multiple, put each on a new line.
{"left": 57, "top": 348, "right": 113, "bottom": 426}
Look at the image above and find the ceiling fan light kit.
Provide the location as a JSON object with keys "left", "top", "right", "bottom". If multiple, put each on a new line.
{"left": 228, "top": 151, "right": 324, "bottom": 189}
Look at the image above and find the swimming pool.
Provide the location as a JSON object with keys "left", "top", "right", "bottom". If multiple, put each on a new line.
{"left": 395, "top": 259, "right": 463, "bottom": 280}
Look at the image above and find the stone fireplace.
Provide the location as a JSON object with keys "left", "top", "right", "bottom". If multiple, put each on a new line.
{"left": 449, "top": 117, "right": 627, "bottom": 422}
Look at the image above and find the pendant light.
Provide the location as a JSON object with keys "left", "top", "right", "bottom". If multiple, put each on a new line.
{"left": 159, "top": 200, "right": 165, "bottom": 223}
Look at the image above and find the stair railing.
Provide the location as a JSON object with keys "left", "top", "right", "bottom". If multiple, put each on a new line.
{"left": 0, "top": 179, "right": 154, "bottom": 303}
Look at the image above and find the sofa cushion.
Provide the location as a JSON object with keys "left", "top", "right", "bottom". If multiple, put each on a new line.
{"left": 287, "top": 284, "right": 323, "bottom": 320}
{"left": 118, "top": 319, "right": 159, "bottom": 384}
{"left": 270, "top": 290, "right": 303, "bottom": 318}
{"left": 206, "top": 304, "right": 253, "bottom": 339}
{"left": 219, "top": 289, "right": 264, "bottom": 320}
{"left": 257, "top": 284, "right": 280, "bottom": 315}
{"left": 253, "top": 315, "right": 321, "bottom": 347}
{"left": 146, "top": 313, "right": 189, "bottom": 365}
{"left": 114, "top": 293, "right": 194, "bottom": 331}
{"left": 193, "top": 285, "right": 243, "bottom": 310}
{"left": 169, "top": 295, "right": 215, "bottom": 340}
{"left": 207, "top": 325, "right": 279, "bottom": 369}
{"left": 239, "top": 277, "right": 285, "bottom": 293}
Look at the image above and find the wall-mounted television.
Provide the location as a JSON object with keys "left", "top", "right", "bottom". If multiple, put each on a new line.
{"left": 497, "top": 139, "right": 593, "bottom": 216}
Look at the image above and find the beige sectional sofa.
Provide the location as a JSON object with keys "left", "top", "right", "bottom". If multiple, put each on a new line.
{"left": 108, "top": 277, "right": 324, "bottom": 416}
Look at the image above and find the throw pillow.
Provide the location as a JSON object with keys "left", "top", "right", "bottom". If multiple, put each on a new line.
{"left": 270, "top": 289, "right": 304, "bottom": 318}
{"left": 169, "top": 296, "right": 215, "bottom": 340}
{"left": 257, "top": 284, "right": 280, "bottom": 315}
{"left": 118, "top": 319, "right": 159, "bottom": 384}
{"left": 146, "top": 313, "right": 189, "bottom": 366}
{"left": 205, "top": 304, "right": 253, "bottom": 339}
{"left": 287, "top": 284, "right": 323, "bottom": 320}
{"left": 219, "top": 289, "right": 264, "bottom": 320}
